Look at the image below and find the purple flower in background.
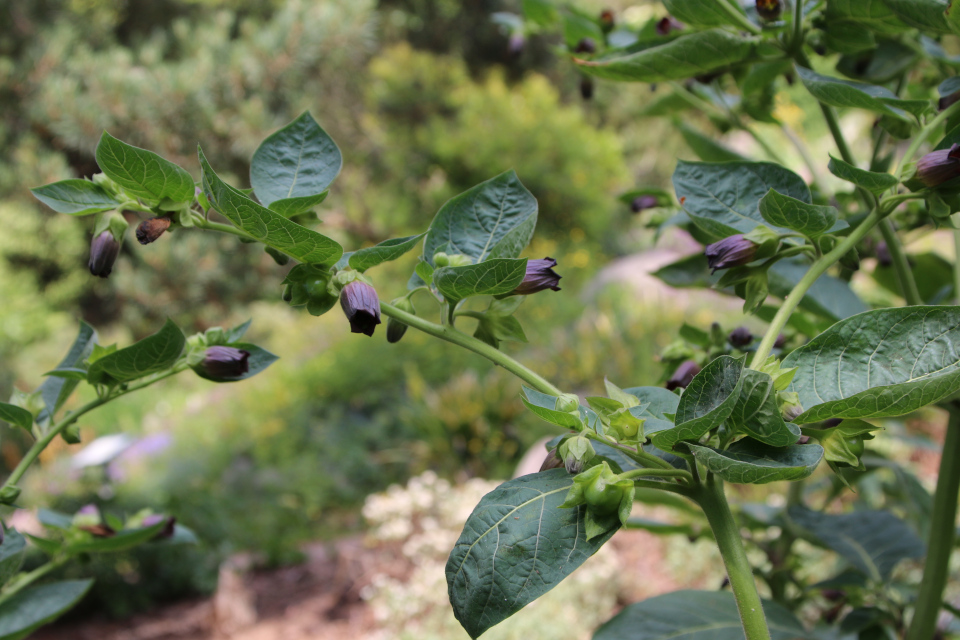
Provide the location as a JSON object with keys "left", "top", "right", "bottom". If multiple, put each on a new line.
{"left": 727, "top": 327, "right": 753, "bottom": 348}
{"left": 667, "top": 360, "right": 701, "bottom": 390}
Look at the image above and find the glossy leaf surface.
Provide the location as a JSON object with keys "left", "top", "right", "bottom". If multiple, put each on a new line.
{"left": 688, "top": 439, "right": 823, "bottom": 484}
{"left": 30, "top": 180, "right": 121, "bottom": 215}
{"left": 96, "top": 133, "right": 194, "bottom": 204}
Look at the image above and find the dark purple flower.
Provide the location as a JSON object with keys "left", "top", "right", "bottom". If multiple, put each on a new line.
{"left": 727, "top": 327, "right": 753, "bottom": 348}
{"left": 631, "top": 195, "right": 659, "bottom": 213}
{"left": 876, "top": 241, "right": 892, "bottom": 266}
{"left": 773, "top": 333, "right": 787, "bottom": 349}
{"left": 916, "top": 144, "right": 960, "bottom": 187}
{"left": 508, "top": 33, "right": 525, "bottom": 58}
{"left": 656, "top": 16, "right": 684, "bottom": 35}
{"left": 580, "top": 76, "right": 594, "bottom": 100}
{"left": 200, "top": 346, "right": 250, "bottom": 378}
{"left": 704, "top": 234, "right": 758, "bottom": 273}
{"left": 574, "top": 38, "right": 596, "bottom": 54}
{"left": 340, "top": 281, "right": 382, "bottom": 336}
{"left": 136, "top": 216, "right": 172, "bottom": 245}
{"left": 511, "top": 258, "right": 562, "bottom": 295}
{"left": 667, "top": 360, "right": 701, "bottom": 390}
{"left": 940, "top": 92, "right": 960, "bottom": 111}
{"left": 142, "top": 514, "right": 177, "bottom": 539}
{"left": 540, "top": 449, "right": 564, "bottom": 472}
{"left": 88, "top": 231, "right": 120, "bottom": 278}
{"left": 756, "top": 0, "right": 782, "bottom": 20}
{"left": 599, "top": 9, "right": 615, "bottom": 32}
{"left": 823, "top": 418, "right": 843, "bottom": 428}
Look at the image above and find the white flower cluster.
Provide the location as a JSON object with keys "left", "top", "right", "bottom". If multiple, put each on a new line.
{"left": 360, "top": 471, "right": 621, "bottom": 640}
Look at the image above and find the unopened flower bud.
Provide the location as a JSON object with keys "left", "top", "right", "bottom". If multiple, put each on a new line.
{"left": 433, "top": 252, "right": 450, "bottom": 267}
{"left": 89, "top": 231, "right": 121, "bottom": 278}
{"left": 823, "top": 418, "right": 843, "bottom": 428}
{"left": 916, "top": 144, "right": 960, "bottom": 187}
{"left": 875, "top": 241, "right": 892, "bottom": 266}
{"left": 756, "top": 0, "right": 782, "bottom": 20}
{"left": 540, "top": 448, "right": 564, "bottom": 471}
{"left": 508, "top": 33, "right": 525, "bottom": 58}
{"left": 656, "top": 16, "right": 684, "bottom": 35}
{"left": 599, "top": 9, "right": 615, "bottom": 32}
{"left": 580, "top": 76, "right": 594, "bottom": 100}
{"left": 136, "top": 216, "right": 172, "bottom": 245}
{"left": 340, "top": 281, "right": 382, "bottom": 337}
{"left": 142, "top": 514, "right": 177, "bottom": 539}
{"left": 386, "top": 296, "right": 415, "bottom": 344}
{"left": 667, "top": 360, "right": 701, "bottom": 390}
{"left": 556, "top": 393, "right": 580, "bottom": 413}
{"left": 574, "top": 37, "right": 596, "bottom": 54}
{"left": 940, "top": 91, "right": 960, "bottom": 111}
{"left": 631, "top": 195, "right": 659, "bottom": 212}
{"left": 508, "top": 258, "right": 562, "bottom": 296}
{"left": 198, "top": 346, "right": 250, "bottom": 378}
{"left": 705, "top": 234, "right": 758, "bottom": 273}
{"left": 773, "top": 333, "right": 787, "bottom": 349}
{"left": 727, "top": 326, "right": 753, "bottom": 348}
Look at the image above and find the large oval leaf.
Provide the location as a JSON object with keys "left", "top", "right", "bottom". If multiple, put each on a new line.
{"left": 446, "top": 469, "right": 617, "bottom": 639}
{"left": 422, "top": 171, "right": 537, "bottom": 266}
{"left": 783, "top": 306, "right": 960, "bottom": 422}
{"left": 434, "top": 259, "right": 528, "bottom": 303}
{"left": 672, "top": 160, "right": 810, "bottom": 239}
{"left": 759, "top": 189, "right": 840, "bottom": 239}
{"left": 827, "top": 156, "right": 899, "bottom": 195}
{"left": 95, "top": 133, "right": 195, "bottom": 204}
{"left": 576, "top": 30, "right": 756, "bottom": 83}
{"left": 30, "top": 179, "right": 121, "bottom": 216}
{"left": 593, "top": 590, "right": 814, "bottom": 640}
{"left": 688, "top": 439, "right": 822, "bottom": 485}
{"left": 87, "top": 319, "right": 185, "bottom": 385}
{"left": 728, "top": 370, "right": 800, "bottom": 447}
{"left": 0, "top": 579, "right": 93, "bottom": 640}
{"left": 250, "top": 112, "right": 342, "bottom": 208}
{"left": 795, "top": 67, "right": 914, "bottom": 120}
{"left": 651, "top": 356, "right": 744, "bottom": 450}
{"left": 199, "top": 147, "right": 343, "bottom": 267}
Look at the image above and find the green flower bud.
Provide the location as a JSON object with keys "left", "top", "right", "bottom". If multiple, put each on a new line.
{"left": 556, "top": 393, "right": 580, "bottom": 413}
{"left": 433, "top": 252, "right": 450, "bottom": 267}
{"left": 265, "top": 246, "right": 290, "bottom": 266}
{"left": 0, "top": 486, "right": 21, "bottom": 506}
{"left": 559, "top": 435, "right": 594, "bottom": 474}
{"left": 387, "top": 296, "right": 415, "bottom": 344}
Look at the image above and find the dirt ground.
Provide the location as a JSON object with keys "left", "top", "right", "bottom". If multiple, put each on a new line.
{"left": 32, "top": 527, "right": 685, "bottom": 640}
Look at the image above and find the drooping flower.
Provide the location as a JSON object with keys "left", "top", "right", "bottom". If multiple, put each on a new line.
{"left": 199, "top": 346, "right": 251, "bottom": 378}
{"left": 727, "top": 326, "right": 753, "bottom": 348}
{"left": 509, "top": 258, "right": 562, "bottom": 296}
{"left": 916, "top": 144, "right": 960, "bottom": 187}
{"left": 136, "top": 216, "right": 172, "bottom": 245}
{"left": 656, "top": 16, "right": 684, "bottom": 35}
{"left": 88, "top": 231, "right": 121, "bottom": 278}
{"left": 756, "top": 0, "right": 782, "bottom": 20}
{"left": 666, "top": 360, "right": 701, "bottom": 390}
{"left": 340, "top": 281, "right": 382, "bottom": 336}
{"left": 704, "top": 234, "right": 758, "bottom": 273}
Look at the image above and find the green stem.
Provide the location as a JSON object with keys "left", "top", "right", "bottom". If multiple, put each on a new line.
{"left": 0, "top": 556, "right": 70, "bottom": 605}
{"left": 750, "top": 206, "right": 885, "bottom": 367}
{"left": 905, "top": 405, "right": 960, "bottom": 640}
{"left": 620, "top": 467, "right": 693, "bottom": 483}
{"left": 790, "top": 0, "right": 804, "bottom": 53}
{"left": 895, "top": 99, "right": 960, "bottom": 182}
{"left": 716, "top": 0, "right": 762, "bottom": 34}
{"left": 878, "top": 219, "right": 923, "bottom": 305}
{"left": 583, "top": 431, "right": 676, "bottom": 471}
{"left": 380, "top": 301, "right": 563, "bottom": 396}
{"left": 194, "top": 218, "right": 257, "bottom": 241}
{"left": 695, "top": 474, "right": 771, "bottom": 640}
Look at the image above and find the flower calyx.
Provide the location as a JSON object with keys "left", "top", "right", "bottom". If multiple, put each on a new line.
{"left": 560, "top": 461, "right": 634, "bottom": 540}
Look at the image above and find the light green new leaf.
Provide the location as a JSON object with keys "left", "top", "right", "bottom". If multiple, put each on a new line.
{"left": 193, "top": 343, "right": 278, "bottom": 383}
{"left": 521, "top": 386, "right": 583, "bottom": 429}
{"left": 883, "top": 0, "right": 950, "bottom": 33}
{"left": 576, "top": 30, "right": 755, "bottom": 83}
{"left": 759, "top": 189, "right": 839, "bottom": 239}
{"left": 783, "top": 306, "right": 960, "bottom": 422}
{"left": 652, "top": 356, "right": 744, "bottom": 449}
{"left": 621, "top": 386, "right": 679, "bottom": 436}
{"left": 593, "top": 590, "right": 815, "bottom": 640}
{"left": 672, "top": 160, "right": 810, "bottom": 239}
{"left": 788, "top": 507, "right": 924, "bottom": 581}
{"left": 434, "top": 259, "right": 527, "bottom": 303}
{"left": 30, "top": 179, "right": 121, "bottom": 215}
{"left": 728, "top": 369, "right": 800, "bottom": 447}
{"left": 0, "top": 579, "right": 93, "bottom": 640}
{"left": 35, "top": 322, "right": 97, "bottom": 428}
{"left": 796, "top": 67, "right": 914, "bottom": 120}
{"left": 0, "top": 529, "right": 25, "bottom": 586}
{"left": 446, "top": 469, "right": 617, "bottom": 639}
{"left": 0, "top": 404, "right": 32, "bottom": 431}
{"left": 688, "top": 439, "right": 822, "bottom": 484}
{"left": 422, "top": 171, "right": 537, "bottom": 265}
{"left": 95, "top": 132, "right": 194, "bottom": 204}
{"left": 349, "top": 233, "right": 426, "bottom": 272}
{"left": 250, "top": 112, "right": 342, "bottom": 208}
{"left": 827, "top": 156, "right": 899, "bottom": 195}
{"left": 68, "top": 522, "right": 166, "bottom": 554}
{"left": 199, "top": 147, "right": 343, "bottom": 266}
{"left": 87, "top": 319, "right": 185, "bottom": 385}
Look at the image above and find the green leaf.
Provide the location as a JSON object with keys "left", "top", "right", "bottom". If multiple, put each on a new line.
{"left": 250, "top": 112, "right": 342, "bottom": 208}
{"left": 0, "top": 529, "right": 26, "bottom": 586}
{"left": 825, "top": 0, "right": 909, "bottom": 34}
{"left": 0, "top": 404, "right": 32, "bottom": 431}
{"left": 621, "top": 386, "right": 679, "bottom": 436}
{"left": 199, "top": 147, "right": 343, "bottom": 267}
{"left": 768, "top": 258, "right": 868, "bottom": 321}
{"left": 593, "top": 590, "right": 814, "bottom": 640}
{"left": 827, "top": 155, "right": 899, "bottom": 194}
{"left": 882, "top": 0, "right": 950, "bottom": 33}
{"left": 651, "top": 356, "right": 744, "bottom": 450}
{"left": 662, "top": 0, "right": 747, "bottom": 28}
{"left": 35, "top": 322, "right": 98, "bottom": 428}
{"left": 267, "top": 192, "right": 328, "bottom": 218}
{"left": 30, "top": 179, "right": 121, "bottom": 215}
{"left": 676, "top": 122, "right": 747, "bottom": 163}
{"left": 788, "top": 507, "right": 924, "bottom": 581}
{"left": 434, "top": 259, "right": 528, "bottom": 304}
{"left": 795, "top": 67, "right": 913, "bottom": 120}
{"left": 87, "top": 319, "right": 185, "bottom": 385}
{"left": 421, "top": 171, "right": 537, "bottom": 266}
{"left": 872, "top": 252, "right": 954, "bottom": 304}
{"left": 193, "top": 343, "right": 278, "bottom": 383}
{"left": 759, "top": 189, "right": 839, "bottom": 239}
{"left": 67, "top": 523, "right": 166, "bottom": 554}
{"left": 824, "top": 20, "right": 878, "bottom": 54}
{"left": 0, "top": 579, "right": 93, "bottom": 640}
{"left": 652, "top": 253, "right": 715, "bottom": 288}
{"left": 576, "top": 30, "right": 756, "bottom": 83}
{"left": 446, "top": 469, "right": 617, "bottom": 639}
{"left": 673, "top": 160, "right": 810, "bottom": 239}
{"left": 561, "top": 10, "right": 603, "bottom": 49}
{"left": 688, "top": 439, "right": 822, "bottom": 484}
{"left": 95, "top": 132, "right": 194, "bottom": 204}
{"left": 783, "top": 306, "right": 960, "bottom": 422}
{"left": 348, "top": 233, "right": 426, "bottom": 272}
{"left": 728, "top": 369, "right": 801, "bottom": 446}
{"left": 521, "top": 386, "right": 583, "bottom": 429}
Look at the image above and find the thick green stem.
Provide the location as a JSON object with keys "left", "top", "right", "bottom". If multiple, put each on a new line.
{"left": 695, "top": 475, "right": 771, "bottom": 640}
{"left": 878, "top": 219, "right": 923, "bottom": 305}
{"left": 790, "top": 0, "right": 804, "bottom": 53}
{"left": 906, "top": 406, "right": 960, "bottom": 640}
{"left": 620, "top": 467, "right": 693, "bottom": 484}
{"left": 380, "top": 301, "right": 563, "bottom": 396}
{"left": 751, "top": 207, "right": 885, "bottom": 367}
